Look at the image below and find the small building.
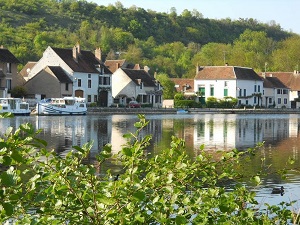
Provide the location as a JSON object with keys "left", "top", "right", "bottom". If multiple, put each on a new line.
{"left": 112, "top": 68, "right": 163, "bottom": 107}
{"left": 260, "top": 71, "right": 300, "bottom": 108}
{"left": 171, "top": 78, "right": 195, "bottom": 98}
{"left": 194, "top": 65, "right": 263, "bottom": 106}
{"left": 0, "top": 46, "right": 22, "bottom": 97}
{"left": 261, "top": 75, "right": 290, "bottom": 108}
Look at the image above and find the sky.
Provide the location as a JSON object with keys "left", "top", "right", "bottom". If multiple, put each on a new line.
{"left": 90, "top": 0, "right": 300, "bottom": 34}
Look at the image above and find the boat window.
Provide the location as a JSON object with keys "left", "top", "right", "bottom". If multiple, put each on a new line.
{"left": 65, "top": 100, "right": 75, "bottom": 105}
{"left": 79, "top": 104, "right": 85, "bottom": 107}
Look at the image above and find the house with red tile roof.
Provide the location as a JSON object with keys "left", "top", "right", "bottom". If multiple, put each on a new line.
{"left": 194, "top": 66, "right": 263, "bottom": 106}
{"left": 171, "top": 78, "right": 195, "bottom": 97}
{"left": 261, "top": 75, "right": 290, "bottom": 108}
{"left": 25, "top": 43, "right": 112, "bottom": 106}
{"left": 112, "top": 68, "right": 162, "bottom": 107}
{"left": 260, "top": 71, "right": 300, "bottom": 108}
{"left": 0, "top": 46, "right": 22, "bottom": 97}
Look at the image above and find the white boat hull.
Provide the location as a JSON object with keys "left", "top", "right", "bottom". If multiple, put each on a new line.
{"left": 0, "top": 98, "right": 31, "bottom": 116}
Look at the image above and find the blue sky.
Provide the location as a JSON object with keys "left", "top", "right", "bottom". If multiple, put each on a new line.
{"left": 90, "top": 0, "right": 300, "bottom": 34}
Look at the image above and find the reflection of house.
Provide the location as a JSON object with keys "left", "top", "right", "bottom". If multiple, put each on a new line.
{"left": 171, "top": 78, "right": 195, "bottom": 97}
{"left": 194, "top": 66, "right": 263, "bottom": 106}
{"left": 23, "top": 42, "right": 112, "bottom": 106}
{"left": 261, "top": 75, "right": 290, "bottom": 108}
{"left": 260, "top": 71, "right": 300, "bottom": 108}
{"left": 0, "top": 46, "right": 22, "bottom": 97}
{"left": 112, "top": 68, "right": 163, "bottom": 107}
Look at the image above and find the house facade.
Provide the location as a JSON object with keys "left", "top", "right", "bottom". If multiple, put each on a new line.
{"left": 194, "top": 66, "right": 264, "bottom": 106}
{"left": 261, "top": 75, "right": 290, "bottom": 108}
{"left": 0, "top": 46, "right": 22, "bottom": 97}
{"left": 25, "top": 43, "right": 112, "bottom": 106}
{"left": 112, "top": 68, "right": 163, "bottom": 107}
{"left": 260, "top": 71, "right": 300, "bottom": 108}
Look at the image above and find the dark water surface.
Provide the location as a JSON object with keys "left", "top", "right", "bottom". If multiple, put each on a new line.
{"left": 1, "top": 113, "right": 300, "bottom": 211}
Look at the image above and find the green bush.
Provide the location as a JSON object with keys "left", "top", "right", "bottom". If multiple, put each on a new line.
{"left": 0, "top": 113, "right": 298, "bottom": 224}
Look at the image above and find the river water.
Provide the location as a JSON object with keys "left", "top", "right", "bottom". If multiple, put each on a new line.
{"left": 1, "top": 113, "right": 300, "bottom": 212}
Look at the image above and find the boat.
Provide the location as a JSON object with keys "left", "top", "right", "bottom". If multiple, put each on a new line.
{"left": 0, "top": 98, "right": 31, "bottom": 115}
{"left": 177, "top": 109, "right": 189, "bottom": 114}
{"left": 35, "top": 97, "right": 87, "bottom": 115}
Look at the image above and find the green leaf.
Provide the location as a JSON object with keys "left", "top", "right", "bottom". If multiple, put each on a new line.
{"left": 122, "top": 147, "right": 132, "bottom": 156}
{"left": 0, "top": 167, "right": 18, "bottom": 186}
{"left": 11, "top": 149, "right": 23, "bottom": 163}
{"left": 3, "top": 202, "right": 14, "bottom": 216}
{"left": 133, "top": 191, "right": 146, "bottom": 201}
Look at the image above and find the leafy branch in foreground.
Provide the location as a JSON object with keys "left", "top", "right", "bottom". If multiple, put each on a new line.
{"left": 0, "top": 114, "right": 299, "bottom": 224}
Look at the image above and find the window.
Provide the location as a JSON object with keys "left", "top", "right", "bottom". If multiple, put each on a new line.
{"left": 269, "top": 98, "right": 273, "bottom": 104}
{"left": 258, "top": 85, "right": 260, "bottom": 92}
{"left": 198, "top": 86, "right": 205, "bottom": 96}
{"left": 78, "top": 79, "right": 82, "bottom": 87}
{"left": 140, "top": 82, "right": 143, "bottom": 89}
{"left": 278, "top": 98, "right": 281, "bottom": 104}
{"left": 210, "top": 85, "right": 214, "bottom": 96}
{"left": 6, "top": 79, "right": 11, "bottom": 90}
{"left": 284, "top": 98, "right": 287, "bottom": 104}
{"left": 239, "top": 89, "right": 242, "bottom": 97}
{"left": 283, "top": 89, "right": 288, "bottom": 94}
{"left": 94, "top": 95, "right": 97, "bottom": 102}
{"left": 277, "top": 89, "right": 281, "bottom": 94}
{"left": 104, "top": 77, "right": 110, "bottom": 85}
{"left": 244, "top": 89, "right": 246, "bottom": 97}
{"left": 65, "top": 83, "right": 69, "bottom": 91}
{"left": 254, "top": 85, "right": 257, "bottom": 92}
{"left": 246, "top": 100, "right": 248, "bottom": 105}
{"left": 224, "top": 89, "right": 228, "bottom": 97}
{"left": 254, "top": 97, "right": 257, "bottom": 104}
{"left": 87, "top": 95, "right": 91, "bottom": 102}
{"left": 88, "top": 80, "right": 91, "bottom": 88}
{"left": 224, "top": 81, "right": 228, "bottom": 87}
{"left": 6, "top": 63, "right": 11, "bottom": 73}
{"left": 88, "top": 74, "right": 91, "bottom": 78}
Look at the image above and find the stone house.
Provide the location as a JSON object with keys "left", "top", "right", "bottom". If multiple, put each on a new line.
{"left": 112, "top": 68, "right": 163, "bottom": 107}
{"left": 194, "top": 65, "right": 264, "bottom": 106}
{"left": 0, "top": 46, "right": 22, "bottom": 97}
{"left": 23, "top": 43, "right": 112, "bottom": 106}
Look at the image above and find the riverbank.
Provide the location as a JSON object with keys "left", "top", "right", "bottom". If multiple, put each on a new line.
{"left": 87, "top": 107, "right": 300, "bottom": 115}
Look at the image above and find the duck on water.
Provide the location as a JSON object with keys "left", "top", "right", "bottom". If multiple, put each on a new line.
{"left": 271, "top": 186, "right": 284, "bottom": 196}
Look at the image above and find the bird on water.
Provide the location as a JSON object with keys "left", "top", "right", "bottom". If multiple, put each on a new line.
{"left": 271, "top": 186, "right": 284, "bottom": 196}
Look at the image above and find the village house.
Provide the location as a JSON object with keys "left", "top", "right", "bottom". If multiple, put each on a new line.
{"left": 22, "top": 43, "right": 112, "bottom": 106}
{"left": 171, "top": 78, "right": 195, "bottom": 97}
{"left": 261, "top": 75, "right": 290, "bottom": 108}
{"left": 260, "top": 71, "right": 300, "bottom": 108}
{"left": 112, "top": 68, "right": 163, "bottom": 107}
{"left": 104, "top": 59, "right": 139, "bottom": 73}
{"left": 194, "top": 65, "right": 264, "bottom": 107}
{"left": 0, "top": 46, "right": 23, "bottom": 97}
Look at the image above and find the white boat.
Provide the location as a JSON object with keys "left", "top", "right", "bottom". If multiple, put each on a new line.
{"left": 35, "top": 97, "right": 87, "bottom": 115}
{"left": 0, "top": 98, "right": 31, "bottom": 115}
{"left": 177, "top": 109, "right": 189, "bottom": 114}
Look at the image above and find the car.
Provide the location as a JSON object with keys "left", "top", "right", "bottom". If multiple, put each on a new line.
{"left": 128, "top": 101, "right": 141, "bottom": 108}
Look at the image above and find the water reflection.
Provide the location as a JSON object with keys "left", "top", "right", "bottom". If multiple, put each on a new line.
{"left": 1, "top": 113, "right": 300, "bottom": 208}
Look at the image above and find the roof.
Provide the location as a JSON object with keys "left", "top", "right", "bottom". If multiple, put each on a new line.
{"left": 122, "top": 68, "right": 157, "bottom": 87}
{"left": 52, "top": 47, "right": 110, "bottom": 74}
{"left": 48, "top": 66, "right": 72, "bottom": 83}
{"left": 260, "top": 72, "right": 300, "bottom": 91}
{"left": 263, "top": 76, "right": 288, "bottom": 89}
{"left": 19, "top": 61, "right": 37, "bottom": 77}
{"left": 171, "top": 78, "right": 194, "bottom": 92}
{"left": 0, "top": 48, "right": 20, "bottom": 63}
{"left": 105, "top": 60, "right": 137, "bottom": 73}
{"left": 195, "top": 66, "right": 262, "bottom": 81}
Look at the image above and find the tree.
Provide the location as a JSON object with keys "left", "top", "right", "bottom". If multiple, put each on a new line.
{"left": 0, "top": 114, "right": 297, "bottom": 224}
{"left": 10, "top": 86, "right": 27, "bottom": 98}
{"left": 156, "top": 73, "right": 176, "bottom": 99}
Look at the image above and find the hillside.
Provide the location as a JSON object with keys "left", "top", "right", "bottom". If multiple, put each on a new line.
{"left": 0, "top": 0, "right": 297, "bottom": 77}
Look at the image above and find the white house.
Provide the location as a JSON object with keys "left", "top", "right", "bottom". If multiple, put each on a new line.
{"left": 112, "top": 68, "right": 163, "bottom": 107}
{"left": 25, "top": 43, "right": 112, "bottom": 106}
{"left": 194, "top": 66, "right": 264, "bottom": 106}
{"left": 261, "top": 75, "right": 290, "bottom": 108}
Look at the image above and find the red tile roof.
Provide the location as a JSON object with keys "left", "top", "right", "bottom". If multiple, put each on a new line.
{"left": 171, "top": 78, "right": 194, "bottom": 92}
{"left": 260, "top": 72, "right": 300, "bottom": 91}
{"left": 195, "top": 66, "right": 262, "bottom": 81}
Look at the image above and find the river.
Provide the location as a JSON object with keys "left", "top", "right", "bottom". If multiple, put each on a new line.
{"left": 1, "top": 113, "right": 300, "bottom": 211}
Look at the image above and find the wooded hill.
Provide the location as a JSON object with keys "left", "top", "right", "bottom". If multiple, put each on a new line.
{"left": 0, "top": 0, "right": 299, "bottom": 78}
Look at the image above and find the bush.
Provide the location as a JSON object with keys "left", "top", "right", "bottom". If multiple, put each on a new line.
{"left": 0, "top": 113, "right": 297, "bottom": 224}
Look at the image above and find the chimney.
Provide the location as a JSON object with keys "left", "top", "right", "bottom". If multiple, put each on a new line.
{"left": 0, "top": 45, "right": 4, "bottom": 49}
{"left": 144, "top": 65, "right": 150, "bottom": 73}
{"left": 95, "top": 47, "right": 102, "bottom": 62}
{"left": 225, "top": 62, "right": 228, "bottom": 66}
{"left": 73, "top": 42, "right": 81, "bottom": 62}
{"left": 196, "top": 64, "right": 199, "bottom": 74}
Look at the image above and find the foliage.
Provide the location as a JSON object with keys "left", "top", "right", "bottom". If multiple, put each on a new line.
{"left": 0, "top": 0, "right": 296, "bottom": 78}
{"left": 206, "top": 96, "right": 238, "bottom": 108}
{"left": 0, "top": 114, "right": 299, "bottom": 224}
{"left": 10, "top": 86, "right": 27, "bottom": 98}
{"left": 156, "top": 73, "right": 176, "bottom": 99}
